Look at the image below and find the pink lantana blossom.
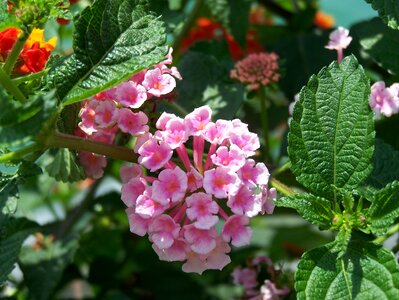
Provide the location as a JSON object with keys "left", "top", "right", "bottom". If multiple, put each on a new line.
{"left": 120, "top": 177, "right": 147, "bottom": 207}
{"left": 148, "top": 215, "right": 180, "bottom": 249}
{"left": 184, "top": 225, "right": 218, "bottom": 254}
{"left": 126, "top": 208, "right": 151, "bottom": 236}
{"left": 153, "top": 237, "right": 187, "bottom": 262}
{"left": 117, "top": 108, "right": 149, "bottom": 136}
{"left": 325, "top": 26, "right": 352, "bottom": 63}
{"left": 142, "top": 68, "right": 176, "bottom": 97}
{"left": 232, "top": 267, "right": 258, "bottom": 289}
{"left": 203, "top": 167, "right": 240, "bottom": 198}
{"left": 115, "top": 81, "right": 147, "bottom": 108}
{"left": 186, "top": 192, "right": 219, "bottom": 229}
{"left": 222, "top": 215, "right": 252, "bottom": 247}
{"left": 185, "top": 105, "right": 213, "bottom": 135}
{"left": 135, "top": 188, "right": 166, "bottom": 219}
{"left": 138, "top": 137, "right": 173, "bottom": 172}
{"left": 158, "top": 116, "right": 189, "bottom": 149}
{"left": 211, "top": 144, "right": 246, "bottom": 171}
{"left": 227, "top": 185, "right": 261, "bottom": 217}
{"left": 369, "top": 81, "right": 399, "bottom": 118}
{"left": 94, "top": 100, "right": 118, "bottom": 128}
{"left": 120, "top": 163, "right": 143, "bottom": 183}
{"left": 152, "top": 167, "right": 188, "bottom": 205}
{"left": 78, "top": 151, "right": 107, "bottom": 179}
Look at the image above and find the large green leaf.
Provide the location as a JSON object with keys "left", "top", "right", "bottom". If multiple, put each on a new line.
{"left": 352, "top": 18, "right": 399, "bottom": 74}
{"left": 0, "top": 90, "right": 57, "bottom": 148}
{"left": 365, "top": 0, "right": 399, "bottom": 30}
{"left": 296, "top": 240, "right": 399, "bottom": 299}
{"left": 276, "top": 194, "right": 335, "bottom": 229}
{"left": 367, "top": 181, "right": 399, "bottom": 235}
{"left": 366, "top": 139, "right": 399, "bottom": 189}
{"left": 175, "top": 51, "right": 245, "bottom": 119}
{"left": 45, "top": 148, "right": 85, "bottom": 182}
{"left": 0, "top": 217, "right": 38, "bottom": 285}
{"left": 46, "top": 0, "right": 167, "bottom": 105}
{"left": 204, "top": 0, "right": 251, "bottom": 47}
{"left": 19, "top": 237, "right": 79, "bottom": 300}
{"left": 289, "top": 55, "right": 374, "bottom": 200}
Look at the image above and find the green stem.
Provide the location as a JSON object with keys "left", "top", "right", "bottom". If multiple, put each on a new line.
{"left": 172, "top": 0, "right": 204, "bottom": 50}
{"left": 45, "top": 132, "right": 138, "bottom": 163}
{"left": 270, "top": 177, "right": 295, "bottom": 196}
{"left": 374, "top": 223, "right": 399, "bottom": 244}
{"left": 3, "top": 30, "right": 30, "bottom": 75}
{"left": 165, "top": 101, "right": 189, "bottom": 116}
{"left": 272, "top": 160, "right": 291, "bottom": 176}
{"left": 0, "top": 67, "right": 27, "bottom": 102}
{"left": 0, "top": 143, "right": 44, "bottom": 163}
{"left": 12, "top": 69, "right": 48, "bottom": 85}
{"left": 259, "top": 87, "right": 271, "bottom": 162}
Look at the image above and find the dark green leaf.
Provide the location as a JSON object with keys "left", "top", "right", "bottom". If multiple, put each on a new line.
{"left": 276, "top": 194, "right": 335, "bottom": 229}
{"left": 176, "top": 51, "right": 245, "bottom": 119}
{"left": 0, "top": 90, "right": 57, "bottom": 148}
{"left": 289, "top": 55, "right": 374, "bottom": 200}
{"left": 0, "top": 217, "right": 38, "bottom": 285}
{"left": 204, "top": 0, "right": 251, "bottom": 47}
{"left": 367, "top": 181, "right": 399, "bottom": 235}
{"left": 365, "top": 0, "right": 399, "bottom": 30}
{"left": 0, "top": 0, "right": 19, "bottom": 30}
{"left": 352, "top": 18, "right": 399, "bottom": 74}
{"left": 46, "top": 0, "right": 168, "bottom": 105}
{"left": 296, "top": 240, "right": 399, "bottom": 299}
{"left": 19, "top": 237, "right": 79, "bottom": 300}
{"left": 45, "top": 148, "right": 85, "bottom": 182}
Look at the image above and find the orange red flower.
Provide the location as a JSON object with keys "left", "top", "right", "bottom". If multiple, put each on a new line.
{"left": 0, "top": 27, "right": 56, "bottom": 74}
{"left": 313, "top": 11, "right": 335, "bottom": 29}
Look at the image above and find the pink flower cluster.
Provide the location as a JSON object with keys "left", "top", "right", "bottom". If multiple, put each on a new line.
{"left": 325, "top": 26, "right": 352, "bottom": 63}
{"left": 232, "top": 256, "right": 290, "bottom": 300}
{"left": 230, "top": 52, "right": 280, "bottom": 90}
{"left": 370, "top": 81, "right": 399, "bottom": 118}
{"left": 121, "top": 105, "right": 276, "bottom": 273}
{"left": 76, "top": 48, "right": 181, "bottom": 178}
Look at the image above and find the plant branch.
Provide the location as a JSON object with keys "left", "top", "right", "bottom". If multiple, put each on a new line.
{"left": 3, "top": 30, "right": 29, "bottom": 75}
{"left": 272, "top": 160, "right": 291, "bottom": 176}
{"left": 0, "top": 67, "right": 27, "bottom": 102}
{"left": 45, "top": 132, "right": 138, "bottom": 163}
{"left": 258, "top": 0, "right": 294, "bottom": 21}
{"left": 374, "top": 223, "right": 399, "bottom": 244}
{"left": 270, "top": 177, "right": 295, "bottom": 196}
{"left": 0, "top": 143, "right": 44, "bottom": 163}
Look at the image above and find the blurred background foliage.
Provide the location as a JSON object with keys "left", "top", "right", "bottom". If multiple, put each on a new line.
{"left": 5, "top": 0, "right": 399, "bottom": 299}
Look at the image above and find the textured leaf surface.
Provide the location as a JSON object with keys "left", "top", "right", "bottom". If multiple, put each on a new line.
{"left": 276, "top": 194, "right": 334, "bottom": 229}
{"left": 0, "top": 90, "right": 56, "bottom": 148}
{"left": 47, "top": 0, "right": 167, "bottom": 104}
{"left": 366, "top": 139, "right": 399, "bottom": 189}
{"left": 365, "top": 0, "right": 399, "bottom": 30}
{"left": 296, "top": 240, "right": 399, "bottom": 300}
{"left": 352, "top": 18, "right": 399, "bottom": 74}
{"left": 288, "top": 55, "right": 374, "bottom": 200}
{"left": 19, "top": 237, "right": 79, "bottom": 300}
{"left": 176, "top": 51, "right": 245, "bottom": 119}
{"left": 367, "top": 181, "right": 399, "bottom": 235}
{"left": 45, "top": 148, "right": 85, "bottom": 182}
{"left": 204, "top": 0, "right": 251, "bottom": 47}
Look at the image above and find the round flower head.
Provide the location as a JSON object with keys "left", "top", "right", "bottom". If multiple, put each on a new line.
{"left": 369, "top": 81, "right": 399, "bottom": 118}
{"left": 122, "top": 105, "right": 275, "bottom": 274}
{"left": 230, "top": 52, "right": 280, "bottom": 90}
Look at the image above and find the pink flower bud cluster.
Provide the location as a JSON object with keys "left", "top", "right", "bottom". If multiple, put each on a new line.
{"left": 370, "top": 81, "right": 399, "bottom": 118}
{"left": 76, "top": 48, "right": 181, "bottom": 178}
{"left": 230, "top": 52, "right": 280, "bottom": 90}
{"left": 232, "top": 256, "right": 290, "bottom": 300}
{"left": 121, "top": 105, "right": 276, "bottom": 274}
{"left": 325, "top": 26, "right": 352, "bottom": 63}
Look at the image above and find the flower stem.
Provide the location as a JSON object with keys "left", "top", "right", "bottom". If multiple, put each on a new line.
{"left": 272, "top": 160, "right": 291, "bottom": 176}
{"left": 374, "top": 223, "right": 399, "bottom": 244}
{"left": 3, "top": 30, "right": 30, "bottom": 75}
{"left": 259, "top": 87, "right": 271, "bottom": 162}
{"left": 0, "top": 67, "right": 27, "bottom": 102}
{"left": 12, "top": 69, "right": 48, "bottom": 85}
{"left": 45, "top": 132, "right": 138, "bottom": 162}
{"left": 165, "top": 101, "right": 189, "bottom": 117}
{"left": 0, "top": 143, "right": 44, "bottom": 163}
{"left": 270, "top": 177, "right": 295, "bottom": 196}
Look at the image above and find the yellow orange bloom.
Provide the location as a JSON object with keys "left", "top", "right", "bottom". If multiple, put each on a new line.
{"left": 25, "top": 28, "right": 56, "bottom": 51}
{"left": 314, "top": 11, "right": 335, "bottom": 29}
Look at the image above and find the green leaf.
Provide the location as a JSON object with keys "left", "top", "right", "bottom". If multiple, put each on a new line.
{"left": 365, "top": 0, "right": 399, "bottom": 30}
{"left": 296, "top": 240, "right": 399, "bottom": 300}
{"left": 352, "top": 18, "right": 399, "bottom": 74}
{"left": 175, "top": 51, "right": 245, "bottom": 119}
{"left": 276, "top": 194, "right": 335, "bottom": 229}
{"left": 366, "top": 139, "right": 399, "bottom": 189}
{"left": 0, "top": 217, "right": 38, "bottom": 285}
{"left": 0, "top": 90, "right": 57, "bottom": 148}
{"left": 19, "top": 236, "right": 79, "bottom": 300}
{"left": 288, "top": 55, "right": 374, "bottom": 200}
{"left": 0, "top": 0, "right": 19, "bottom": 31}
{"left": 367, "top": 181, "right": 399, "bottom": 235}
{"left": 46, "top": 0, "right": 167, "bottom": 105}
{"left": 45, "top": 148, "right": 85, "bottom": 182}
{"left": 204, "top": 0, "right": 251, "bottom": 47}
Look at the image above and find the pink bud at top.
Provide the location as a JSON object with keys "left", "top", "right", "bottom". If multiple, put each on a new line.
{"left": 222, "top": 215, "right": 252, "bottom": 247}
{"left": 185, "top": 105, "right": 213, "bottom": 135}
{"left": 138, "top": 137, "right": 173, "bottom": 172}
{"left": 152, "top": 167, "right": 188, "bottom": 205}
{"left": 115, "top": 81, "right": 147, "bottom": 108}
{"left": 117, "top": 109, "right": 149, "bottom": 136}
{"left": 186, "top": 192, "right": 219, "bottom": 229}
{"left": 142, "top": 68, "right": 176, "bottom": 97}
{"left": 325, "top": 26, "right": 352, "bottom": 51}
